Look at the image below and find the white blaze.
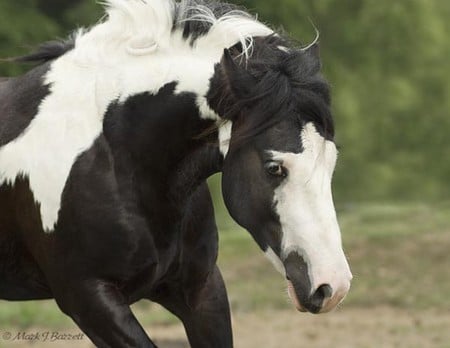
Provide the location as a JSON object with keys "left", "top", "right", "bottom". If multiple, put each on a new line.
{"left": 269, "top": 123, "right": 352, "bottom": 304}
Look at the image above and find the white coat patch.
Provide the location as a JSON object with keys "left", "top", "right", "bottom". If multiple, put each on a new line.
{"left": 0, "top": 57, "right": 103, "bottom": 231}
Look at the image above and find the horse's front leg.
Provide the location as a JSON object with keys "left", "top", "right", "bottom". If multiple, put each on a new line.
{"left": 155, "top": 265, "right": 233, "bottom": 348}
{"left": 54, "top": 279, "right": 157, "bottom": 348}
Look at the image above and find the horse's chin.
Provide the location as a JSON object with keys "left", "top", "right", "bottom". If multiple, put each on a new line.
{"left": 287, "top": 280, "right": 307, "bottom": 312}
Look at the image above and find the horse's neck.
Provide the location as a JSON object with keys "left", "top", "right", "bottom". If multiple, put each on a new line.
{"left": 96, "top": 68, "right": 223, "bottom": 211}
{"left": 168, "top": 143, "right": 223, "bottom": 208}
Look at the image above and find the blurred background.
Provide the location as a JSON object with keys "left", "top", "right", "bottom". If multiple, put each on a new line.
{"left": 0, "top": 1, "right": 449, "bottom": 347}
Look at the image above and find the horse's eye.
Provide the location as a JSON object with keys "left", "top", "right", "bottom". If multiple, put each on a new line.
{"left": 265, "top": 162, "right": 287, "bottom": 177}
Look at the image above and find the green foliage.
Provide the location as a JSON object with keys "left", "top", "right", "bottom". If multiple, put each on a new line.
{"left": 0, "top": 0, "right": 448, "bottom": 201}
{"left": 0, "top": 1, "right": 59, "bottom": 75}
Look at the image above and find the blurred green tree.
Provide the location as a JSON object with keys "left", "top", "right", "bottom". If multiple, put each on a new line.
{"left": 0, "top": 1, "right": 60, "bottom": 75}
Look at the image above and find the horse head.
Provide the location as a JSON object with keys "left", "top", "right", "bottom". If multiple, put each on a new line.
{"left": 209, "top": 38, "right": 352, "bottom": 313}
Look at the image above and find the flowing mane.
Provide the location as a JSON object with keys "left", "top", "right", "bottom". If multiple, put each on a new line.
{"left": 15, "top": 0, "right": 332, "bottom": 148}
{"left": 18, "top": 0, "right": 273, "bottom": 65}
{"left": 100, "top": 0, "right": 273, "bottom": 54}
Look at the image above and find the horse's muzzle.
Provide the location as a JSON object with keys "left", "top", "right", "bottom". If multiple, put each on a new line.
{"left": 284, "top": 252, "right": 352, "bottom": 314}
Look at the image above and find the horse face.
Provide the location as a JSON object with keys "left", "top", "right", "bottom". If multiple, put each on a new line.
{"left": 221, "top": 118, "right": 352, "bottom": 314}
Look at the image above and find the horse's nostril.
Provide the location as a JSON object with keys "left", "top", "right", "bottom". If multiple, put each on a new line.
{"left": 318, "top": 284, "right": 333, "bottom": 299}
{"left": 310, "top": 284, "right": 333, "bottom": 308}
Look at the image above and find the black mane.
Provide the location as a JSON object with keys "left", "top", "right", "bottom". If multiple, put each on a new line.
{"left": 208, "top": 35, "right": 334, "bottom": 145}
{"left": 175, "top": 1, "right": 334, "bottom": 142}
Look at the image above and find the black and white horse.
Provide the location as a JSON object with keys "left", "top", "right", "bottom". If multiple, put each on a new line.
{"left": 0, "top": 1, "right": 352, "bottom": 347}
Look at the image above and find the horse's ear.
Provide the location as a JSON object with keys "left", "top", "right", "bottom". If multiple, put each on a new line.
{"left": 221, "top": 49, "right": 238, "bottom": 76}
{"left": 221, "top": 49, "right": 257, "bottom": 99}
{"left": 207, "top": 49, "right": 258, "bottom": 120}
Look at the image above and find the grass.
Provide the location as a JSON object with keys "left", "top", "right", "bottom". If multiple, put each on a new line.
{"left": 339, "top": 201, "right": 450, "bottom": 309}
{"left": 0, "top": 201, "right": 449, "bottom": 329}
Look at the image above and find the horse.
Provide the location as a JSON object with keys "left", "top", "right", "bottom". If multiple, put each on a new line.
{"left": 0, "top": 0, "right": 352, "bottom": 347}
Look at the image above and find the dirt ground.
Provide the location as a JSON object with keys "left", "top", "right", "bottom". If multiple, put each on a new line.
{"left": 3, "top": 307, "right": 449, "bottom": 348}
